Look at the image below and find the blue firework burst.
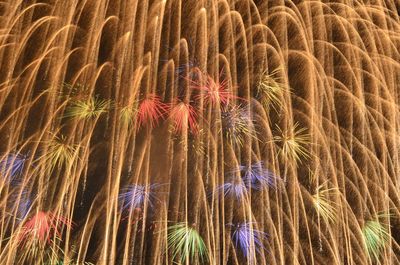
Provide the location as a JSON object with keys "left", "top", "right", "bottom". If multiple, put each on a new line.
{"left": 119, "top": 183, "right": 164, "bottom": 211}
{"left": 0, "top": 153, "right": 29, "bottom": 181}
{"left": 213, "top": 178, "right": 248, "bottom": 201}
{"left": 239, "top": 162, "right": 278, "bottom": 190}
{"left": 230, "top": 222, "right": 268, "bottom": 259}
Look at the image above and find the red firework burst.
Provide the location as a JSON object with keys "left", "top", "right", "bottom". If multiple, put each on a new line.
{"left": 191, "top": 71, "right": 237, "bottom": 107}
{"left": 137, "top": 94, "right": 169, "bottom": 129}
{"left": 168, "top": 100, "right": 198, "bottom": 134}
{"left": 19, "top": 211, "right": 73, "bottom": 244}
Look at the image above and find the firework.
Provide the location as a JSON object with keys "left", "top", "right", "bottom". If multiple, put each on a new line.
{"left": 7, "top": 188, "right": 32, "bottom": 221}
{"left": 273, "top": 122, "right": 310, "bottom": 164}
{"left": 64, "top": 96, "right": 110, "bottom": 120}
{"left": 256, "top": 68, "right": 288, "bottom": 112}
{"left": 19, "top": 211, "right": 73, "bottom": 244}
{"left": 178, "top": 129, "right": 206, "bottom": 157}
{"left": 119, "top": 183, "right": 164, "bottom": 211}
{"left": 213, "top": 178, "right": 248, "bottom": 201}
{"left": 167, "top": 222, "right": 209, "bottom": 263}
{"left": 312, "top": 183, "right": 338, "bottom": 224}
{"left": 362, "top": 215, "right": 391, "bottom": 263}
{"left": 191, "top": 71, "right": 236, "bottom": 107}
{"left": 230, "top": 222, "right": 268, "bottom": 260}
{"left": 0, "top": 152, "right": 29, "bottom": 181}
{"left": 136, "top": 94, "right": 169, "bottom": 129}
{"left": 220, "top": 105, "right": 257, "bottom": 146}
{"left": 1, "top": 0, "right": 398, "bottom": 264}
{"left": 175, "top": 60, "right": 200, "bottom": 77}
{"left": 119, "top": 104, "right": 137, "bottom": 127}
{"left": 38, "top": 135, "right": 80, "bottom": 173}
{"left": 168, "top": 100, "right": 198, "bottom": 134}
{"left": 239, "top": 161, "right": 278, "bottom": 190}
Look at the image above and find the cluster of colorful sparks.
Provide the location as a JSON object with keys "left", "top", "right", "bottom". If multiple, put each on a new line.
{"left": 116, "top": 64, "right": 273, "bottom": 262}
{"left": 0, "top": 64, "right": 310, "bottom": 264}
{"left": 0, "top": 64, "right": 278, "bottom": 262}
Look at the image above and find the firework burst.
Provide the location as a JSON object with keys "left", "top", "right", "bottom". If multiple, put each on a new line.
{"left": 137, "top": 94, "right": 169, "bottom": 129}
{"left": 191, "top": 71, "right": 236, "bottom": 107}
{"left": 239, "top": 161, "right": 278, "bottom": 190}
{"left": 38, "top": 135, "right": 80, "bottom": 173}
{"left": 64, "top": 96, "right": 110, "bottom": 120}
{"left": 168, "top": 100, "right": 198, "bottom": 134}
{"left": 220, "top": 105, "right": 257, "bottom": 146}
{"left": 213, "top": 178, "right": 248, "bottom": 201}
{"left": 119, "top": 183, "right": 164, "bottom": 211}
{"left": 167, "top": 222, "right": 209, "bottom": 263}
{"left": 19, "top": 211, "right": 73, "bottom": 244}
{"left": 7, "top": 188, "right": 32, "bottom": 221}
{"left": 273, "top": 122, "right": 310, "bottom": 164}
{"left": 17, "top": 211, "right": 72, "bottom": 265}
{"left": 362, "top": 215, "right": 391, "bottom": 263}
{"left": 229, "top": 222, "right": 268, "bottom": 260}
{"left": 175, "top": 60, "right": 200, "bottom": 77}
{"left": 178, "top": 129, "right": 206, "bottom": 157}
{"left": 312, "top": 184, "right": 338, "bottom": 223}
{"left": 119, "top": 104, "right": 137, "bottom": 127}
{"left": 0, "top": 152, "right": 29, "bottom": 181}
{"left": 257, "top": 68, "right": 288, "bottom": 112}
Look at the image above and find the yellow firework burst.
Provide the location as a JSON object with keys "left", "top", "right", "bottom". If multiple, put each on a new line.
{"left": 273, "top": 122, "right": 310, "bottom": 164}
{"left": 64, "top": 97, "right": 111, "bottom": 120}
{"left": 312, "top": 183, "right": 338, "bottom": 223}
{"left": 257, "top": 68, "right": 289, "bottom": 112}
{"left": 38, "top": 135, "right": 80, "bottom": 172}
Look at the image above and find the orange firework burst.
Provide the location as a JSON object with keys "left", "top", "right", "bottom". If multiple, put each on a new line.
{"left": 136, "top": 94, "right": 169, "bottom": 129}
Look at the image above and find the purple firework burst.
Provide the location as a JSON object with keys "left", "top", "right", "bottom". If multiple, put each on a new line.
{"left": 119, "top": 184, "right": 164, "bottom": 211}
{"left": 0, "top": 153, "right": 29, "bottom": 181}
{"left": 239, "top": 161, "right": 278, "bottom": 190}
{"left": 230, "top": 222, "right": 268, "bottom": 259}
{"left": 213, "top": 178, "right": 248, "bottom": 201}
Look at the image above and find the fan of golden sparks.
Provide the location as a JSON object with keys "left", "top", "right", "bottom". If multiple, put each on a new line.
{"left": 0, "top": 0, "right": 399, "bottom": 265}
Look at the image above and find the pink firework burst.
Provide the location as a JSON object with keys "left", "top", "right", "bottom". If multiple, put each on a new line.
{"left": 137, "top": 94, "right": 169, "bottom": 129}
{"left": 168, "top": 100, "right": 198, "bottom": 134}
{"left": 191, "top": 71, "right": 237, "bottom": 107}
{"left": 19, "top": 211, "right": 73, "bottom": 244}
